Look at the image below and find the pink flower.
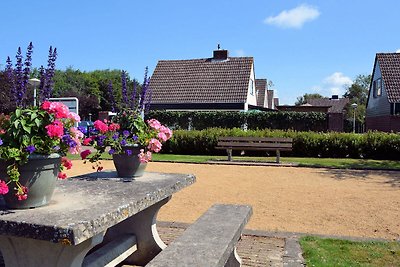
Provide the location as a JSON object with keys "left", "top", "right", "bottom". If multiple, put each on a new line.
{"left": 138, "top": 149, "right": 152, "bottom": 163}
{"left": 68, "top": 112, "right": 81, "bottom": 123}
{"left": 41, "top": 101, "right": 51, "bottom": 110}
{"left": 68, "top": 137, "right": 82, "bottom": 154}
{"left": 70, "top": 127, "right": 84, "bottom": 139}
{"left": 0, "top": 181, "right": 9, "bottom": 194}
{"left": 108, "top": 123, "right": 120, "bottom": 131}
{"left": 147, "top": 119, "right": 162, "bottom": 130}
{"left": 93, "top": 120, "right": 108, "bottom": 133}
{"left": 148, "top": 138, "right": 162, "bottom": 153}
{"left": 160, "top": 126, "right": 173, "bottom": 140}
{"left": 158, "top": 132, "right": 168, "bottom": 142}
{"left": 16, "top": 186, "right": 28, "bottom": 201}
{"left": 80, "top": 149, "right": 92, "bottom": 159}
{"left": 58, "top": 172, "right": 67, "bottom": 179}
{"left": 61, "top": 157, "right": 72, "bottom": 170}
{"left": 45, "top": 120, "right": 64, "bottom": 138}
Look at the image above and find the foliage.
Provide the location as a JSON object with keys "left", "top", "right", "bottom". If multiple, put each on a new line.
{"left": 163, "top": 128, "right": 400, "bottom": 160}
{"left": 295, "top": 93, "right": 324, "bottom": 106}
{"left": 300, "top": 236, "right": 400, "bottom": 267}
{"left": 146, "top": 110, "right": 327, "bottom": 131}
{"left": 0, "top": 102, "right": 83, "bottom": 200}
{"left": 343, "top": 74, "right": 371, "bottom": 124}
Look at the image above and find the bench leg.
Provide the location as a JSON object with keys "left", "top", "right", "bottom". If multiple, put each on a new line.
{"left": 100, "top": 196, "right": 171, "bottom": 266}
{"left": 224, "top": 247, "right": 241, "bottom": 267}
{"left": 227, "top": 149, "right": 233, "bottom": 161}
{"left": 276, "top": 150, "right": 280, "bottom": 163}
{"left": 0, "top": 231, "right": 105, "bottom": 267}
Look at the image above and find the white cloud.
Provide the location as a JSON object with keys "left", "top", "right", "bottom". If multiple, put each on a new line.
{"left": 264, "top": 4, "right": 320, "bottom": 29}
{"left": 234, "top": 49, "right": 245, "bottom": 57}
{"left": 311, "top": 72, "right": 352, "bottom": 97}
{"left": 396, "top": 49, "right": 400, "bottom": 53}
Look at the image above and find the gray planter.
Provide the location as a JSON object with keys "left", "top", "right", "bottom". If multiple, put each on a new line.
{"left": 112, "top": 146, "right": 147, "bottom": 178}
{"left": 0, "top": 153, "right": 61, "bottom": 209}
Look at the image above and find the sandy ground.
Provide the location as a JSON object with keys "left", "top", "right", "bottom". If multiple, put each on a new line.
{"left": 66, "top": 160, "right": 400, "bottom": 240}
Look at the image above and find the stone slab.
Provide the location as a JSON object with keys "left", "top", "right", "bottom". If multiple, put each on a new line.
{"left": 0, "top": 171, "right": 195, "bottom": 245}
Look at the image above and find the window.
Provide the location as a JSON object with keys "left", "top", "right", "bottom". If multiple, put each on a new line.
{"left": 373, "top": 78, "right": 382, "bottom": 97}
{"left": 390, "top": 103, "right": 400, "bottom": 115}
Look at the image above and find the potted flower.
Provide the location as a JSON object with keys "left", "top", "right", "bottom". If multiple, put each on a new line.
{"left": 80, "top": 68, "right": 172, "bottom": 178}
{"left": 0, "top": 101, "right": 83, "bottom": 209}
{"left": 81, "top": 108, "right": 172, "bottom": 178}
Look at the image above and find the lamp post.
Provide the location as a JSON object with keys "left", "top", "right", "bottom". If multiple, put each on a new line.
{"left": 28, "top": 78, "right": 41, "bottom": 107}
{"left": 351, "top": 103, "right": 358, "bottom": 133}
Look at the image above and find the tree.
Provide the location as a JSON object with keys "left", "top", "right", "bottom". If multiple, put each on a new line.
{"left": 343, "top": 74, "right": 371, "bottom": 128}
{"left": 295, "top": 93, "right": 324, "bottom": 106}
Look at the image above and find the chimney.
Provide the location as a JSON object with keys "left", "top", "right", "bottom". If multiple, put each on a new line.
{"left": 331, "top": 95, "right": 339, "bottom": 100}
{"left": 213, "top": 49, "right": 228, "bottom": 60}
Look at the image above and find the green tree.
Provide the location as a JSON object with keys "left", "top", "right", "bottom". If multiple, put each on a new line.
{"left": 295, "top": 93, "right": 324, "bottom": 106}
{"left": 343, "top": 74, "right": 371, "bottom": 127}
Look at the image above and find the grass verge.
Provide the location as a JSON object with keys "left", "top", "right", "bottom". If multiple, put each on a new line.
{"left": 300, "top": 236, "right": 400, "bottom": 267}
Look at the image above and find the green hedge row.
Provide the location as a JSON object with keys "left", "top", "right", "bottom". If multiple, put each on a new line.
{"left": 162, "top": 128, "right": 400, "bottom": 160}
{"left": 147, "top": 110, "right": 327, "bottom": 131}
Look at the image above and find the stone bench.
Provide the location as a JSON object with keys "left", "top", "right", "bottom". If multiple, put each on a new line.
{"left": 146, "top": 204, "right": 252, "bottom": 267}
{"left": 216, "top": 136, "right": 293, "bottom": 163}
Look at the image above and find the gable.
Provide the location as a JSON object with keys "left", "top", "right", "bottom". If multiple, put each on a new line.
{"left": 149, "top": 57, "right": 253, "bottom": 104}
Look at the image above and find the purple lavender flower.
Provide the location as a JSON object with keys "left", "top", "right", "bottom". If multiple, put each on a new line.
{"left": 126, "top": 149, "right": 132, "bottom": 156}
{"left": 112, "top": 133, "right": 119, "bottom": 140}
{"left": 132, "top": 135, "right": 138, "bottom": 141}
{"left": 53, "top": 145, "right": 60, "bottom": 151}
{"left": 139, "top": 67, "right": 149, "bottom": 112}
{"left": 0, "top": 138, "right": 3, "bottom": 145}
{"left": 5, "top": 57, "right": 16, "bottom": 103}
{"left": 78, "top": 126, "right": 87, "bottom": 134}
{"left": 96, "top": 135, "right": 107, "bottom": 147}
{"left": 107, "top": 80, "right": 116, "bottom": 112}
{"left": 25, "top": 145, "right": 36, "bottom": 154}
{"left": 108, "top": 148, "right": 116, "bottom": 155}
{"left": 131, "top": 81, "right": 137, "bottom": 109}
{"left": 120, "top": 139, "right": 127, "bottom": 146}
{"left": 41, "top": 46, "right": 57, "bottom": 101}
{"left": 121, "top": 70, "right": 128, "bottom": 107}
{"left": 21, "top": 42, "right": 34, "bottom": 104}
{"left": 62, "top": 135, "right": 77, "bottom": 148}
{"left": 14, "top": 47, "right": 24, "bottom": 106}
{"left": 123, "top": 130, "right": 130, "bottom": 137}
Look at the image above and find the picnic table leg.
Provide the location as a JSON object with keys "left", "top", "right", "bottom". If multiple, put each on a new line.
{"left": 276, "top": 149, "right": 280, "bottom": 163}
{"left": 227, "top": 148, "right": 232, "bottom": 161}
{"left": 100, "top": 196, "right": 171, "bottom": 266}
{"left": 224, "top": 247, "right": 241, "bottom": 267}
{"left": 0, "top": 231, "right": 105, "bottom": 267}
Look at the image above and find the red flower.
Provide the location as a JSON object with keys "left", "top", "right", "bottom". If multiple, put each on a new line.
{"left": 58, "top": 172, "right": 67, "bottom": 179}
{"left": 108, "top": 123, "right": 120, "bottom": 131}
{"left": 16, "top": 186, "right": 28, "bottom": 201}
{"left": 93, "top": 120, "right": 108, "bottom": 133}
{"left": 0, "top": 181, "right": 9, "bottom": 195}
{"left": 45, "top": 120, "right": 64, "bottom": 138}
{"left": 83, "top": 137, "right": 93, "bottom": 145}
{"left": 41, "top": 101, "right": 51, "bottom": 110}
{"left": 61, "top": 157, "right": 73, "bottom": 170}
{"left": 80, "top": 149, "right": 92, "bottom": 160}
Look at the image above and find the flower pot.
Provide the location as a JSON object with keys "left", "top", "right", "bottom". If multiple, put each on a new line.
{"left": 0, "top": 153, "right": 61, "bottom": 209}
{"left": 112, "top": 146, "right": 147, "bottom": 178}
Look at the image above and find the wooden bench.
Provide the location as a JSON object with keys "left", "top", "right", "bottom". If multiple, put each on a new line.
{"left": 146, "top": 204, "right": 252, "bottom": 267}
{"left": 216, "top": 136, "right": 293, "bottom": 163}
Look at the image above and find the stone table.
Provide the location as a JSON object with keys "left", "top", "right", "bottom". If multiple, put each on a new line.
{"left": 0, "top": 171, "right": 195, "bottom": 267}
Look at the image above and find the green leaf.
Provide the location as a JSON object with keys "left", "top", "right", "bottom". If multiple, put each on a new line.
{"left": 15, "top": 109, "right": 21, "bottom": 118}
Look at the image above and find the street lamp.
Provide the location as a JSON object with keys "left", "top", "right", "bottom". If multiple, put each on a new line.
{"left": 351, "top": 103, "right": 358, "bottom": 133}
{"left": 28, "top": 78, "right": 40, "bottom": 107}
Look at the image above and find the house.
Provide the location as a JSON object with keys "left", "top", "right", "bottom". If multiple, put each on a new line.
{"left": 366, "top": 53, "right": 400, "bottom": 132}
{"left": 276, "top": 95, "right": 349, "bottom": 131}
{"left": 149, "top": 49, "right": 275, "bottom": 111}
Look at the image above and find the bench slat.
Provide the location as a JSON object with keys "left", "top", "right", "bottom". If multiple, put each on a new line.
{"left": 147, "top": 204, "right": 252, "bottom": 267}
{"left": 217, "top": 142, "right": 292, "bottom": 149}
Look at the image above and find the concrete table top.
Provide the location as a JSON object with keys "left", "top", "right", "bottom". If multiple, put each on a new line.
{"left": 0, "top": 171, "right": 195, "bottom": 245}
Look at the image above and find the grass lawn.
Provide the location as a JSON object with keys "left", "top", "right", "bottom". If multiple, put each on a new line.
{"left": 300, "top": 236, "right": 400, "bottom": 267}
{"left": 69, "top": 153, "right": 400, "bottom": 170}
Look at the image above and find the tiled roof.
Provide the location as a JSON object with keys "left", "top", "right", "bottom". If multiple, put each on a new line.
{"left": 149, "top": 57, "right": 253, "bottom": 104}
{"left": 307, "top": 98, "right": 349, "bottom": 113}
{"left": 376, "top": 53, "right": 400, "bottom": 103}
{"left": 255, "top": 79, "right": 267, "bottom": 107}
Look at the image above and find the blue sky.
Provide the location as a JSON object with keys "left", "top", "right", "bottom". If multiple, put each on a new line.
{"left": 1, "top": 0, "right": 400, "bottom": 105}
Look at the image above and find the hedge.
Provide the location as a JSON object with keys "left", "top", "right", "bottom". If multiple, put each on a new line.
{"left": 162, "top": 128, "right": 400, "bottom": 160}
{"left": 147, "top": 110, "right": 327, "bottom": 131}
